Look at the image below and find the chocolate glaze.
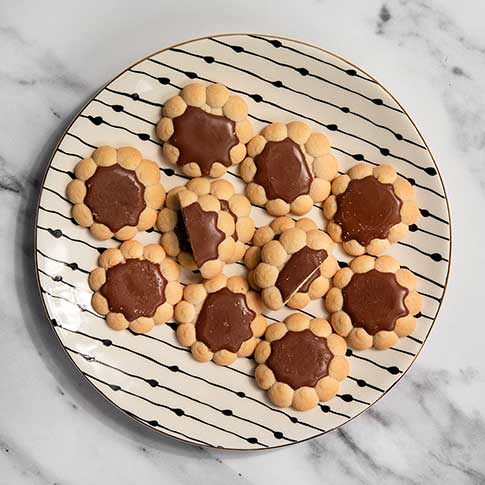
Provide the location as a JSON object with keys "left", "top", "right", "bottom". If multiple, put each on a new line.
{"left": 101, "top": 259, "right": 167, "bottom": 321}
{"left": 219, "top": 199, "right": 237, "bottom": 236}
{"left": 276, "top": 246, "right": 328, "bottom": 302}
{"left": 266, "top": 329, "right": 333, "bottom": 389}
{"left": 174, "top": 209, "right": 192, "bottom": 253}
{"left": 334, "top": 175, "right": 402, "bottom": 246}
{"left": 196, "top": 287, "right": 255, "bottom": 353}
{"left": 170, "top": 106, "right": 238, "bottom": 176}
{"left": 85, "top": 165, "right": 145, "bottom": 232}
{"left": 254, "top": 138, "right": 313, "bottom": 203}
{"left": 342, "top": 269, "right": 409, "bottom": 335}
{"left": 181, "top": 202, "right": 225, "bottom": 266}
{"left": 298, "top": 268, "right": 321, "bottom": 293}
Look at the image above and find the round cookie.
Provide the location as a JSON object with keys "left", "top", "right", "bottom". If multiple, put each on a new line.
{"left": 325, "top": 255, "right": 422, "bottom": 350}
{"left": 245, "top": 216, "right": 338, "bottom": 310}
{"left": 66, "top": 146, "right": 165, "bottom": 241}
{"left": 157, "top": 83, "right": 252, "bottom": 178}
{"left": 254, "top": 314, "right": 349, "bottom": 411}
{"left": 240, "top": 121, "right": 338, "bottom": 216}
{"left": 174, "top": 275, "right": 267, "bottom": 366}
{"left": 89, "top": 240, "right": 183, "bottom": 334}
{"left": 323, "top": 163, "right": 420, "bottom": 256}
{"left": 175, "top": 185, "right": 239, "bottom": 279}
{"left": 158, "top": 178, "right": 255, "bottom": 268}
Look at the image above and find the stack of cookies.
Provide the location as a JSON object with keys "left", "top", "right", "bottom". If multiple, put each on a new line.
{"left": 66, "top": 82, "right": 421, "bottom": 412}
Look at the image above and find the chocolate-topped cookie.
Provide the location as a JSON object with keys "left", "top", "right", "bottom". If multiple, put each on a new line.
{"left": 157, "top": 83, "right": 252, "bottom": 178}
{"left": 325, "top": 255, "right": 422, "bottom": 350}
{"left": 240, "top": 121, "right": 338, "bottom": 216}
{"left": 66, "top": 146, "right": 165, "bottom": 240}
{"left": 174, "top": 275, "right": 267, "bottom": 366}
{"left": 89, "top": 240, "right": 183, "bottom": 333}
{"left": 245, "top": 216, "right": 338, "bottom": 310}
{"left": 157, "top": 178, "right": 255, "bottom": 270}
{"left": 254, "top": 313, "right": 349, "bottom": 411}
{"left": 323, "top": 163, "right": 420, "bottom": 256}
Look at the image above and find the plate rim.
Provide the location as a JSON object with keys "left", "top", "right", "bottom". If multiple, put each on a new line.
{"left": 33, "top": 32, "right": 452, "bottom": 451}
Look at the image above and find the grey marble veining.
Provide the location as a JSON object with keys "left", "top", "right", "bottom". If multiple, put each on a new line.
{"left": 1, "top": 0, "right": 484, "bottom": 483}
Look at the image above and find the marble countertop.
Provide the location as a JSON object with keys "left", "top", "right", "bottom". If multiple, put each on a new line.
{"left": 1, "top": 0, "right": 484, "bottom": 483}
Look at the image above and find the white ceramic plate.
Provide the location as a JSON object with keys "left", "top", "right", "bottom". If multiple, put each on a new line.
{"left": 35, "top": 34, "right": 451, "bottom": 450}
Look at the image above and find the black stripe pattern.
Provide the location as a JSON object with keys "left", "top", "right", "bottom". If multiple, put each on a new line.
{"left": 36, "top": 34, "right": 450, "bottom": 450}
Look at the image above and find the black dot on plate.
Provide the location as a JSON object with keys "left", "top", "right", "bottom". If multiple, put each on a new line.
{"left": 327, "top": 124, "right": 338, "bottom": 131}
{"left": 250, "top": 94, "right": 263, "bottom": 102}
{"left": 53, "top": 275, "right": 62, "bottom": 282}
{"left": 131, "top": 93, "right": 140, "bottom": 101}
{"left": 146, "top": 379, "right": 158, "bottom": 388}
{"left": 380, "top": 147, "right": 390, "bottom": 156}
{"left": 204, "top": 56, "right": 215, "bottom": 64}
{"left": 158, "top": 77, "right": 170, "bottom": 85}
{"left": 297, "top": 67, "right": 309, "bottom": 76}
{"left": 356, "top": 379, "right": 366, "bottom": 387}
{"left": 89, "top": 116, "right": 103, "bottom": 126}
{"left": 102, "top": 339, "right": 112, "bottom": 347}
{"left": 321, "top": 405, "right": 330, "bottom": 413}
{"left": 290, "top": 417, "right": 298, "bottom": 423}
{"left": 231, "top": 45, "right": 244, "bottom": 53}
{"left": 270, "top": 39, "right": 282, "bottom": 47}
{"left": 148, "top": 420, "right": 159, "bottom": 427}
{"left": 345, "top": 349, "right": 353, "bottom": 357}
{"left": 185, "top": 71, "right": 198, "bottom": 79}
{"left": 346, "top": 69, "right": 357, "bottom": 76}
{"left": 372, "top": 98, "right": 384, "bottom": 105}
{"left": 162, "top": 168, "right": 175, "bottom": 176}
{"left": 420, "top": 208, "right": 430, "bottom": 217}
{"left": 51, "top": 319, "right": 58, "bottom": 327}
{"left": 409, "top": 224, "right": 418, "bottom": 232}
{"left": 341, "top": 394, "right": 353, "bottom": 402}
{"left": 340, "top": 107, "right": 350, "bottom": 113}
{"left": 168, "top": 365, "right": 179, "bottom": 372}
{"left": 272, "top": 80, "right": 283, "bottom": 88}
{"left": 431, "top": 253, "right": 443, "bottom": 262}
{"left": 338, "top": 261, "right": 348, "bottom": 268}
{"left": 353, "top": 154, "right": 364, "bottom": 161}
{"left": 395, "top": 133, "right": 403, "bottom": 140}
{"left": 172, "top": 408, "right": 184, "bottom": 416}
{"left": 68, "top": 262, "right": 78, "bottom": 271}
{"left": 222, "top": 409, "right": 233, "bottom": 416}
{"left": 112, "top": 104, "right": 123, "bottom": 112}
{"left": 274, "top": 432, "right": 283, "bottom": 439}
{"left": 109, "top": 384, "right": 121, "bottom": 391}
{"left": 138, "top": 133, "right": 150, "bottom": 141}
{"left": 237, "top": 391, "right": 245, "bottom": 398}
{"left": 50, "top": 229, "right": 62, "bottom": 238}
{"left": 407, "top": 178, "right": 416, "bottom": 186}
{"left": 387, "top": 366, "right": 400, "bottom": 375}
{"left": 247, "top": 437, "right": 258, "bottom": 444}
{"left": 425, "top": 167, "right": 437, "bottom": 176}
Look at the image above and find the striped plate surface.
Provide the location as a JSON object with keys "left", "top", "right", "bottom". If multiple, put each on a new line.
{"left": 35, "top": 34, "right": 451, "bottom": 450}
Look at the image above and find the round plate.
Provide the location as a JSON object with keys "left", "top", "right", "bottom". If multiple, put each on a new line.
{"left": 35, "top": 34, "right": 451, "bottom": 450}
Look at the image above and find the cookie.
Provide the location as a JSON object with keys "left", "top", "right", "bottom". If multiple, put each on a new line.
{"left": 66, "top": 146, "right": 165, "bottom": 241}
{"left": 240, "top": 121, "right": 338, "bottom": 216}
{"left": 89, "top": 240, "right": 183, "bottom": 333}
{"left": 323, "top": 163, "right": 420, "bottom": 256}
{"left": 174, "top": 275, "right": 267, "bottom": 366}
{"left": 158, "top": 178, "right": 255, "bottom": 269}
{"left": 325, "top": 255, "right": 422, "bottom": 350}
{"left": 245, "top": 216, "right": 338, "bottom": 310}
{"left": 254, "top": 313, "right": 349, "bottom": 411}
{"left": 157, "top": 83, "right": 252, "bottom": 178}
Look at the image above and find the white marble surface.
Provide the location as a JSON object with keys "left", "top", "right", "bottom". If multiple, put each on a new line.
{"left": 1, "top": 0, "right": 484, "bottom": 483}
